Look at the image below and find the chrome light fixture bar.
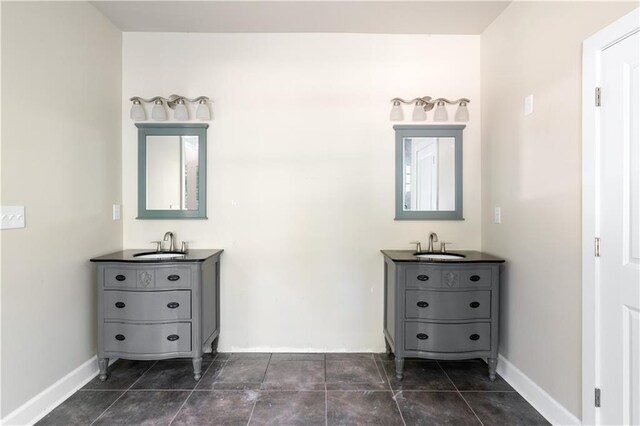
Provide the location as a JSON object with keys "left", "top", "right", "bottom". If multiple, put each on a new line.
{"left": 129, "top": 94, "right": 211, "bottom": 121}
{"left": 389, "top": 96, "right": 470, "bottom": 122}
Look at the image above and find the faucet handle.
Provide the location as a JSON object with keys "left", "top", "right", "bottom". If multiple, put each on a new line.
{"left": 180, "top": 241, "right": 189, "bottom": 253}
{"left": 410, "top": 241, "right": 422, "bottom": 253}
{"left": 440, "top": 242, "right": 452, "bottom": 253}
{"left": 151, "top": 241, "right": 162, "bottom": 252}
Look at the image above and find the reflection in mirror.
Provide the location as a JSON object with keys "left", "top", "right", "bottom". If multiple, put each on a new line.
{"left": 146, "top": 135, "right": 199, "bottom": 211}
{"left": 403, "top": 137, "right": 455, "bottom": 212}
{"left": 394, "top": 125, "right": 464, "bottom": 220}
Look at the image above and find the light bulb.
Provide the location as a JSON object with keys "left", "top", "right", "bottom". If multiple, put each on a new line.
{"left": 412, "top": 101, "right": 427, "bottom": 121}
{"left": 389, "top": 100, "right": 404, "bottom": 121}
{"left": 174, "top": 100, "right": 189, "bottom": 121}
{"left": 455, "top": 102, "right": 469, "bottom": 122}
{"left": 151, "top": 100, "right": 167, "bottom": 121}
{"left": 196, "top": 100, "right": 211, "bottom": 120}
{"left": 130, "top": 100, "right": 146, "bottom": 121}
{"left": 433, "top": 101, "right": 448, "bottom": 122}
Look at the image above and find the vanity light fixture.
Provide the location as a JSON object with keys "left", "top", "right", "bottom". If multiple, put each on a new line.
{"left": 389, "top": 96, "right": 470, "bottom": 122}
{"left": 151, "top": 99, "right": 167, "bottom": 121}
{"left": 454, "top": 101, "right": 470, "bottom": 122}
{"left": 129, "top": 95, "right": 212, "bottom": 122}
{"left": 389, "top": 100, "right": 404, "bottom": 121}
{"left": 433, "top": 101, "right": 448, "bottom": 122}
{"left": 130, "top": 99, "right": 146, "bottom": 121}
{"left": 412, "top": 100, "right": 427, "bottom": 121}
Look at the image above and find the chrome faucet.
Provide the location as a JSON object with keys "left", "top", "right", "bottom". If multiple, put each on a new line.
{"left": 163, "top": 231, "right": 175, "bottom": 252}
{"left": 428, "top": 232, "right": 439, "bottom": 252}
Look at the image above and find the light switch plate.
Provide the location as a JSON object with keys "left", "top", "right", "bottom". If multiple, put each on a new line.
{"left": 1, "top": 206, "right": 25, "bottom": 229}
{"left": 494, "top": 207, "right": 502, "bottom": 224}
{"left": 112, "top": 204, "right": 121, "bottom": 220}
{"left": 524, "top": 95, "right": 534, "bottom": 115}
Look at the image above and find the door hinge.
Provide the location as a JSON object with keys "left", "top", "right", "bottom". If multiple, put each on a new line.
{"left": 595, "top": 388, "right": 601, "bottom": 407}
{"left": 595, "top": 87, "right": 601, "bottom": 107}
{"left": 595, "top": 237, "right": 601, "bottom": 257}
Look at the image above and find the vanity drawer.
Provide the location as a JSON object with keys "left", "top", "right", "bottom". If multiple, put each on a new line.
{"left": 155, "top": 267, "right": 192, "bottom": 289}
{"left": 103, "top": 290, "right": 191, "bottom": 322}
{"left": 104, "top": 268, "right": 143, "bottom": 289}
{"left": 458, "top": 269, "right": 492, "bottom": 288}
{"left": 438, "top": 269, "right": 493, "bottom": 289}
{"left": 103, "top": 322, "right": 191, "bottom": 355}
{"left": 405, "top": 267, "right": 442, "bottom": 288}
{"left": 405, "top": 322, "right": 491, "bottom": 353}
{"left": 405, "top": 290, "right": 491, "bottom": 320}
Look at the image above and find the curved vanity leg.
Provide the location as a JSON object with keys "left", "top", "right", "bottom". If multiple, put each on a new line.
{"left": 98, "top": 358, "right": 109, "bottom": 382}
{"left": 488, "top": 357, "right": 497, "bottom": 382}
{"left": 193, "top": 356, "right": 203, "bottom": 381}
{"left": 211, "top": 337, "right": 219, "bottom": 355}
{"left": 395, "top": 357, "right": 405, "bottom": 381}
{"left": 385, "top": 339, "right": 392, "bottom": 358}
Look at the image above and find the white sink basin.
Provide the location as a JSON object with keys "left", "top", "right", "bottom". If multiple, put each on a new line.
{"left": 415, "top": 253, "right": 465, "bottom": 260}
{"left": 134, "top": 252, "right": 186, "bottom": 260}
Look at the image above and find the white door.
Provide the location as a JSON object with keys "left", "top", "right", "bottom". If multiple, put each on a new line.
{"left": 599, "top": 29, "right": 640, "bottom": 425}
{"left": 411, "top": 139, "right": 438, "bottom": 210}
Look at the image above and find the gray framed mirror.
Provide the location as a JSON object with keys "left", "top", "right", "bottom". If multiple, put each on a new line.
{"left": 394, "top": 125, "right": 465, "bottom": 220}
{"left": 136, "top": 123, "right": 208, "bottom": 219}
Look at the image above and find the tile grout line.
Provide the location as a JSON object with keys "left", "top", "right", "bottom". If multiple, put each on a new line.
{"left": 436, "top": 361, "right": 485, "bottom": 426}
{"left": 380, "top": 357, "right": 406, "bottom": 426}
{"left": 371, "top": 356, "right": 384, "bottom": 385}
{"left": 168, "top": 355, "right": 220, "bottom": 426}
{"left": 89, "top": 360, "right": 158, "bottom": 426}
{"left": 245, "top": 353, "right": 271, "bottom": 425}
{"left": 325, "top": 354, "right": 328, "bottom": 426}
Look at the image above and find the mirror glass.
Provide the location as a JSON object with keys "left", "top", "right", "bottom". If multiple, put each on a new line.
{"left": 137, "top": 123, "right": 208, "bottom": 219}
{"left": 146, "top": 135, "right": 200, "bottom": 211}
{"left": 402, "top": 137, "right": 455, "bottom": 212}
{"left": 394, "top": 125, "right": 464, "bottom": 220}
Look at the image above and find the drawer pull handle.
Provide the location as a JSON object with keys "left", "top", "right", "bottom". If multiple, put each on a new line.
{"left": 470, "top": 275, "right": 481, "bottom": 282}
{"left": 417, "top": 275, "right": 429, "bottom": 281}
{"left": 167, "top": 275, "right": 180, "bottom": 281}
{"left": 469, "top": 334, "right": 480, "bottom": 341}
{"left": 167, "top": 302, "right": 180, "bottom": 309}
{"left": 469, "top": 301, "right": 480, "bottom": 308}
{"left": 115, "top": 334, "right": 125, "bottom": 341}
{"left": 115, "top": 275, "right": 126, "bottom": 282}
{"left": 417, "top": 301, "right": 429, "bottom": 308}
{"left": 115, "top": 302, "right": 126, "bottom": 309}
{"left": 167, "top": 334, "right": 180, "bottom": 341}
{"left": 416, "top": 333, "right": 429, "bottom": 340}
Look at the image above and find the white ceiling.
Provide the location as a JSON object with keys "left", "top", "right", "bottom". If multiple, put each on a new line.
{"left": 91, "top": 1, "right": 512, "bottom": 34}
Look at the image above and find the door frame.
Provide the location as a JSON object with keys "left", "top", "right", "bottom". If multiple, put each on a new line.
{"left": 582, "top": 8, "right": 639, "bottom": 425}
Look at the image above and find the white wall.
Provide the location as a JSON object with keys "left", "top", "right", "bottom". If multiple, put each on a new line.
{"left": 481, "top": 1, "right": 637, "bottom": 418}
{"left": 1, "top": 2, "right": 122, "bottom": 417}
{"left": 123, "top": 33, "right": 481, "bottom": 352}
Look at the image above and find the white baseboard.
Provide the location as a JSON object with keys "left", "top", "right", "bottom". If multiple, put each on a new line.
{"left": 1, "top": 356, "right": 115, "bottom": 426}
{"left": 497, "top": 354, "right": 581, "bottom": 426}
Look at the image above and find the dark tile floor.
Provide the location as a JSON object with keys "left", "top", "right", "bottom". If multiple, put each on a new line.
{"left": 37, "top": 354, "right": 549, "bottom": 426}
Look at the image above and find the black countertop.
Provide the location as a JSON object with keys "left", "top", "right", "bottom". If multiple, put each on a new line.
{"left": 381, "top": 250, "right": 505, "bottom": 263}
{"left": 90, "top": 249, "right": 223, "bottom": 263}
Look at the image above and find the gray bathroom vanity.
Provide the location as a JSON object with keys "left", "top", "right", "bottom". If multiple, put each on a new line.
{"left": 381, "top": 249, "right": 504, "bottom": 380}
{"left": 90, "top": 249, "right": 222, "bottom": 381}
